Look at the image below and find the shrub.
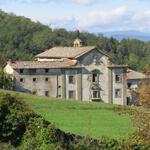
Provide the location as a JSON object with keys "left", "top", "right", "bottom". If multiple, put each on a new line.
{"left": 1, "top": 93, "right": 148, "bottom": 149}
{"left": 0, "top": 69, "right": 14, "bottom": 90}
{"left": 19, "top": 117, "right": 62, "bottom": 150}
{"left": 0, "top": 93, "right": 34, "bottom": 146}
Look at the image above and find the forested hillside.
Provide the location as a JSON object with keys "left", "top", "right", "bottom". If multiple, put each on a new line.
{"left": 0, "top": 10, "right": 150, "bottom": 71}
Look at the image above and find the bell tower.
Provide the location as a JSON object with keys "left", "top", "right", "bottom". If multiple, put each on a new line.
{"left": 73, "top": 30, "right": 83, "bottom": 47}
{"left": 73, "top": 38, "right": 82, "bottom": 47}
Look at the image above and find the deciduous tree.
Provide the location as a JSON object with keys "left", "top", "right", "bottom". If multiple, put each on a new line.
{"left": 0, "top": 69, "right": 14, "bottom": 90}
{"left": 131, "top": 66, "right": 150, "bottom": 147}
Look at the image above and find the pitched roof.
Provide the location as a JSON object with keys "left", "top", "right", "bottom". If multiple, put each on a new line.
{"left": 126, "top": 69, "right": 146, "bottom": 80}
{"left": 35, "top": 46, "right": 110, "bottom": 59}
{"left": 35, "top": 46, "right": 95, "bottom": 58}
{"left": 8, "top": 60, "right": 82, "bottom": 69}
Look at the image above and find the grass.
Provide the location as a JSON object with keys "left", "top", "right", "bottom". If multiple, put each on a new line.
{"left": 0, "top": 89, "right": 134, "bottom": 139}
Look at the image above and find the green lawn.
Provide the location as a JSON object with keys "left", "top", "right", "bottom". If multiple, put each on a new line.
{"left": 0, "top": 90, "right": 134, "bottom": 139}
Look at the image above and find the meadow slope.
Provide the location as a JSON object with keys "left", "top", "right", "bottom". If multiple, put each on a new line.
{"left": 0, "top": 90, "right": 134, "bottom": 139}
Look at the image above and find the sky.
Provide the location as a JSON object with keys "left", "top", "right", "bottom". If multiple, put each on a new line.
{"left": 1, "top": 0, "right": 150, "bottom": 33}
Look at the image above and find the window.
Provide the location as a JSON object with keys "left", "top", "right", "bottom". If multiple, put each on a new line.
{"left": 45, "top": 77, "right": 49, "bottom": 82}
{"left": 69, "top": 75, "right": 75, "bottom": 84}
{"left": 33, "top": 78, "right": 36, "bottom": 82}
{"left": 32, "top": 91, "right": 37, "bottom": 95}
{"left": 30, "top": 69, "right": 36, "bottom": 74}
{"left": 92, "top": 73, "right": 99, "bottom": 82}
{"left": 115, "top": 74, "right": 122, "bottom": 83}
{"left": 20, "top": 78, "right": 24, "bottom": 82}
{"left": 75, "top": 44, "right": 78, "bottom": 47}
{"left": 45, "top": 69, "right": 49, "bottom": 73}
{"left": 91, "top": 70, "right": 99, "bottom": 83}
{"left": 127, "top": 83, "right": 131, "bottom": 88}
{"left": 45, "top": 91, "right": 49, "bottom": 96}
{"left": 115, "top": 89, "right": 122, "bottom": 98}
{"left": 93, "top": 91, "right": 100, "bottom": 98}
{"left": 58, "top": 95, "right": 61, "bottom": 97}
{"left": 20, "top": 69, "right": 24, "bottom": 74}
{"left": 69, "top": 90, "right": 76, "bottom": 99}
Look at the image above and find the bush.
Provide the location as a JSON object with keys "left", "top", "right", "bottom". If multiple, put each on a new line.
{"left": 0, "top": 70, "right": 14, "bottom": 90}
{"left": 19, "top": 117, "right": 62, "bottom": 150}
{"left": 0, "top": 93, "right": 148, "bottom": 149}
{"left": 0, "top": 93, "right": 34, "bottom": 146}
{"left": 0, "top": 93, "right": 65, "bottom": 149}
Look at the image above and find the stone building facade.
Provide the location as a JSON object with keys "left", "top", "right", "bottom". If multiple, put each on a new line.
{"left": 4, "top": 38, "right": 128, "bottom": 105}
{"left": 126, "top": 69, "right": 146, "bottom": 105}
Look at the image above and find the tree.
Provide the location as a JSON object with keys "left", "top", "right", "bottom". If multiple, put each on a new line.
{"left": 114, "top": 66, "right": 150, "bottom": 149}
{"left": 138, "top": 66, "right": 150, "bottom": 107}
{"left": 0, "top": 94, "right": 34, "bottom": 146}
{"left": 1, "top": 10, "right": 150, "bottom": 71}
{"left": 130, "top": 66, "right": 150, "bottom": 147}
{"left": 29, "top": 28, "right": 55, "bottom": 54}
{"left": 0, "top": 69, "right": 14, "bottom": 90}
{"left": 128, "top": 53, "right": 138, "bottom": 70}
{"left": 0, "top": 53, "right": 7, "bottom": 67}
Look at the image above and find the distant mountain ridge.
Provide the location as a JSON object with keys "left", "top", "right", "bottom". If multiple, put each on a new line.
{"left": 102, "top": 30, "right": 150, "bottom": 41}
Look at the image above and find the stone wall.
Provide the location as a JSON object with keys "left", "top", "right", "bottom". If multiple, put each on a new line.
{"left": 65, "top": 69, "right": 78, "bottom": 100}
{"left": 111, "top": 68, "right": 127, "bottom": 105}
{"left": 78, "top": 49, "right": 110, "bottom": 103}
{"left": 10, "top": 68, "right": 62, "bottom": 97}
{"left": 4, "top": 49, "right": 127, "bottom": 105}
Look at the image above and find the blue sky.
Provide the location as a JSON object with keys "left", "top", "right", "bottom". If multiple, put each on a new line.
{"left": 1, "top": 0, "right": 150, "bottom": 33}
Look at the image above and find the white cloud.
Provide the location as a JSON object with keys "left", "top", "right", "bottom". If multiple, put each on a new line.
{"left": 33, "top": 6, "right": 150, "bottom": 32}
{"left": 78, "top": 7, "right": 128, "bottom": 28}
{"left": 33, "top": 15, "right": 78, "bottom": 30}
{"left": 0, "top": 0, "right": 97, "bottom": 5}
{"left": 64, "top": 6, "right": 150, "bottom": 32}
{"left": 1, "top": 0, "right": 150, "bottom": 32}
{"left": 73, "top": 0, "right": 96, "bottom": 5}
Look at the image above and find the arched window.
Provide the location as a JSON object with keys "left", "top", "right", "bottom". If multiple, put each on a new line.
{"left": 91, "top": 69, "right": 100, "bottom": 83}
{"left": 90, "top": 70, "right": 101, "bottom": 100}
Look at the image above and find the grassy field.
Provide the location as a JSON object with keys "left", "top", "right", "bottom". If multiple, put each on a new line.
{"left": 0, "top": 90, "right": 134, "bottom": 139}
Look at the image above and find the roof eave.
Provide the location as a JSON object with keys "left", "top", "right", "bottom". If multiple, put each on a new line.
{"left": 127, "top": 78, "right": 146, "bottom": 80}
{"left": 35, "top": 56, "right": 75, "bottom": 59}
{"left": 97, "top": 49, "right": 112, "bottom": 58}
{"left": 108, "top": 65, "right": 128, "bottom": 68}
{"left": 12, "top": 66, "right": 83, "bottom": 69}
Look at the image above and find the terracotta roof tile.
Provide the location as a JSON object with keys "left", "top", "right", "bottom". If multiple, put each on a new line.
{"left": 9, "top": 60, "right": 82, "bottom": 69}
{"left": 126, "top": 69, "right": 146, "bottom": 80}
{"left": 35, "top": 46, "right": 96, "bottom": 58}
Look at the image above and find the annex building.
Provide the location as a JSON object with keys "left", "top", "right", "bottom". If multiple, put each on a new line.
{"left": 4, "top": 38, "right": 129, "bottom": 105}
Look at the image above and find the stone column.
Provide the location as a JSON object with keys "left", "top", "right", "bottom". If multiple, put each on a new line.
{"left": 123, "top": 68, "right": 127, "bottom": 105}
{"left": 77, "top": 69, "right": 82, "bottom": 100}
{"left": 61, "top": 69, "right": 66, "bottom": 99}
{"left": 108, "top": 68, "right": 113, "bottom": 104}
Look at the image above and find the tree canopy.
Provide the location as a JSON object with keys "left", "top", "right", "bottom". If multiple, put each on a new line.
{"left": 0, "top": 10, "right": 150, "bottom": 71}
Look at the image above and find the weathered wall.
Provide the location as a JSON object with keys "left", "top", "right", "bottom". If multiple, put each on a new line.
{"left": 4, "top": 49, "right": 127, "bottom": 105}
{"left": 10, "top": 68, "right": 62, "bottom": 97}
{"left": 65, "top": 69, "right": 78, "bottom": 100}
{"left": 78, "top": 49, "right": 110, "bottom": 103}
{"left": 111, "top": 68, "right": 127, "bottom": 105}
{"left": 4, "top": 64, "right": 14, "bottom": 74}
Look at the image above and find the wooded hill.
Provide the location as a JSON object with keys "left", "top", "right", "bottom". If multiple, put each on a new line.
{"left": 0, "top": 10, "right": 150, "bottom": 71}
